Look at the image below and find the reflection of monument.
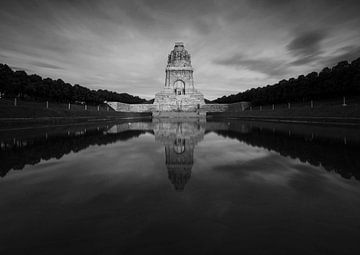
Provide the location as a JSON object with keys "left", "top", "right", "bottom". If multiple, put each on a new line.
{"left": 102, "top": 119, "right": 206, "bottom": 191}
{"left": 153, "top": 119, "right": 205, "bottom": 191}
{"left": 153, "top": 42, "right": 205, "bottom": 117}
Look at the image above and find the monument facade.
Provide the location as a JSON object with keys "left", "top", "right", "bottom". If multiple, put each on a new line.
{"left": 153, "top": 42, "right": 205, "bottom": 116}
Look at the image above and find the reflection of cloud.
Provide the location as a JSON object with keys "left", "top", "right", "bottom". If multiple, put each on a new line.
{"left": 200, "top": 130, "right": 360, "bottom": 194}
{"left": 199, "top": 132, "right": 340, "bottom": 188}
{"left": 211, "top": 153, "right": 301, "bottom": 186}
{"left": 197, "top": 133, "right": 271, "bottom": 171}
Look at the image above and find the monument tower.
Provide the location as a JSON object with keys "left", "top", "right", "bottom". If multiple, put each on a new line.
{"left": 153, "top": 42, "right": 205, "bottom": 116}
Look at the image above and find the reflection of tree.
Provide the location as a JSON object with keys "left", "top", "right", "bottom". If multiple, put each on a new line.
{"left": 215, "top": 126, "right": 360, "bottom": 180}
{"left": 3, "top": 119, "right": 357, "bottom": 188}
{"left": 0, "top": 128, "right": 148, "bottom": 177}
{"left": 1, "top": 120, "right": 206, "bottom": 191}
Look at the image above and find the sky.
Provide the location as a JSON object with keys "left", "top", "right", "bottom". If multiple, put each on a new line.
{"left": 1, "top": 0, "right": 360, "bottom": 100}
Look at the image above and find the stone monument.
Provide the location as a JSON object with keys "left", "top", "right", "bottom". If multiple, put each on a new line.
{"left": 153, "top": 42, "right": 205, "bottom": 117}
{"left": 108, "top": 42, "right": 249, "bottom": 114}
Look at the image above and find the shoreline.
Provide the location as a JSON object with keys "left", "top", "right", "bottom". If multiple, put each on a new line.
{"left": 0, "top": 115, "right": 152, "bottom": 130}
{"left": 207, "top": 115, "right": 360, "bottom": 126}
{"left": 1, "top": 114, "right": 360, "bottom": 130}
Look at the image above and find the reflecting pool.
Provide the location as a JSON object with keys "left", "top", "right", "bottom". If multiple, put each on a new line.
{"left": 1, "top": 119, "right": 360, "bottom": 254}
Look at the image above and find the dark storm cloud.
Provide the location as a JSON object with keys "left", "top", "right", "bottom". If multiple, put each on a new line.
{"left": 287, "top": 30, "right": 327, "bottom": 65}
{"left": 287, "top": 31, "right": 327, "bottom": 56}
{"left": 214, "top": 54, "right": 288, "bottom": 77}
{"left": 247, "top": 0, "right": 360, "bottom": 23}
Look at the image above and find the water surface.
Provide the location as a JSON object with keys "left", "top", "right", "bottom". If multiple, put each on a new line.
{"left": 1, "top": 119, "right": 360, "bottom": 254}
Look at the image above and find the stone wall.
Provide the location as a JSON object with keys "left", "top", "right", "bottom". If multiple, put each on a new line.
{"left": 107, "top": 101, "right": 250, "bottom": 113}
{"left": 153, "top": 90, "right": 205, "bottom": 112}
{"left": 130, "top": 104, "right": 158, "bottom": 112}
{"left": 201, "top": 102, "right": 250, "bottom": 112}
{"left": 201, "top": 104, "right": 229, "bottom": 112}
{"left": 108, "top": 102, "right": 156, "bottom": 112}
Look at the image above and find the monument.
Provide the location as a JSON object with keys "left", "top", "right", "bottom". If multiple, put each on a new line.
{"left": 153, "top": 42, "right": 205, "bottom": 117}
{"left": 107, "top": 42, "right": 248, "bottom": 114}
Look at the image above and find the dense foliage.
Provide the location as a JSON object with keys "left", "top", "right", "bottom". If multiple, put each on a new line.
{"left": 0, "top": 64, "right": 148, "bottom": 104}
{"left": 213, "top": 58, "right": 360, "bottom": 105}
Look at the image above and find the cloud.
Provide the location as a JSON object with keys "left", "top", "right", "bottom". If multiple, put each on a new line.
{"left": 247, "top": 0, "right": 295, "bottom": 9}
{"left": 1, "top": 0, "right": 360, "bottom": 99}
{"left": 9, "top": 65, "right": 33, "bottom": 73}
{"left": 30, "top": 61, "right": 64, "bottom": 70}
{"left": 287, "top": 30, "right": 327, "bottom": 56}
{"left": 287, "top": 30, "right": 327, "bottom": 65}
{"left": 213, "top": 54, "right": 289, "bottom": 77}
{"left": 320, "top": 45, "right": 360, "bottom": 67}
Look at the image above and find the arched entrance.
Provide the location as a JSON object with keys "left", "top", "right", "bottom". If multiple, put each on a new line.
{"left": 174, "top": 80, "right": 185, "bottom": 95}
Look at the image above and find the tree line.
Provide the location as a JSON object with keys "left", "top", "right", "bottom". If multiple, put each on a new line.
{"left": 0, "top": 64, "right": 149, "bottom": 104}
{"left": 213, "top": 58, "right": 360, "bottom": 105}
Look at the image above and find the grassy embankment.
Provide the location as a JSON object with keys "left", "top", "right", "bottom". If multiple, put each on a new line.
{"left": 0, "top": 99, "right": 150, "bottom": 128}
{"left": 1, "top": 97, "right": 360, "bottom": 127}
{"left": 208, "top": 97, "right": 360, "bottom": 125}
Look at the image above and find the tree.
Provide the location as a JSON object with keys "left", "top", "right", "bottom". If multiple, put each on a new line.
{"left": 213, "top": 58, "right": 360, "bottom": 105}
{"left": 0, "top": 63, "right": 149, "bottom": 104}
